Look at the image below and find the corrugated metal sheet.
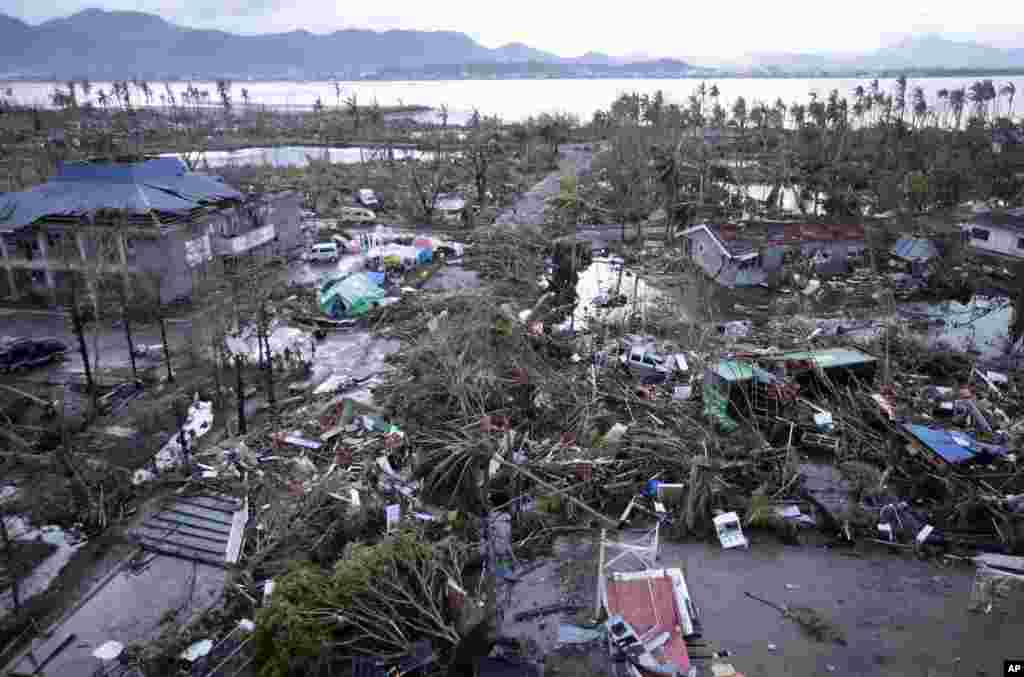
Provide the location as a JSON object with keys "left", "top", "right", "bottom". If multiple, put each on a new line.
{"left": 892, "top": 237, "right": 939, "bottom": 261}
{"left": 772, "top": 347, "right": 877, "bottom": 369}
{"left": 710, "top": 360, "right": 754, "bottom": 382}
{"left": 0, "top": 158, "right": 242, "bottom": 233}
{"left": 903, "top": 424, "right": 978, "bottom": 464}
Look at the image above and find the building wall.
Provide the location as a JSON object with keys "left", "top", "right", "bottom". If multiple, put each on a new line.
{"left": 684, "top": 228, "right": 768, "bottom": 288}
{"left": 686, "top": 229, "right": 731, "bottom": 283}
{"left": 965, "top": 223, "right": 1024, "bottom": 259}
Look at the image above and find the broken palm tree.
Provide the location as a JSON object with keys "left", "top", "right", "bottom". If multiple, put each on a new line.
{"left": 744, "top": 591, "right": 847, "bottom": 645}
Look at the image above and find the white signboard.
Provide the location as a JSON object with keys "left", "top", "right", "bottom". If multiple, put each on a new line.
{"left": 225, "top": 224, "right": 276, "bottom": 255}
{"left": 184, "top": 234, "right": 212, "bottom": 267}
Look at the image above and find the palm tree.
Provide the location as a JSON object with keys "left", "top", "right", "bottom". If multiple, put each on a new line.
{"left": 949, "top": 87, "right": 966, "bottom": 130}
{"left": 772, "top": 98, "right": 787, "bottom": 129}
{"left": 911, "top": 87, "right": 927, "bottom": 129}
{"left": 936, "top": 88, "right": 949, "bottom": 128}
{"left": 894, "top": 75, "right": 908, "bottom": 125}
{"left": 1000, "top": 82, "right": 1016, "bottom": 119}
{"left": 731, "top": 96, "right": 748, "bottom": 126}
{"left": 790, "top": 103, "right": 806, "bottom": 129}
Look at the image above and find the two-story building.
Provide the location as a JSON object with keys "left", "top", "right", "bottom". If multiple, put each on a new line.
{"left": 0, "top": 157, "right": 302, "bottom": 305}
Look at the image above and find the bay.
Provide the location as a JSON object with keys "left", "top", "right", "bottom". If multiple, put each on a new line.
{"left": 4, "top": 77, "right": 1023, "bottom": 123}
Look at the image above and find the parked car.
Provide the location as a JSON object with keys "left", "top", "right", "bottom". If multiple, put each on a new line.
{"left": 620, "top": 346, "right": 672, "bottom": 381}
{"left": 0, "top": 337, "right": 67, "bottom": 373}
{"left": 357, "top": 188, "right": 380, "bottom": 208}
{"left": 338, "top": 206, "right": 376, "bottom": 223}
{"left": 309, "top": 242, "right": 340, "bottom": 263}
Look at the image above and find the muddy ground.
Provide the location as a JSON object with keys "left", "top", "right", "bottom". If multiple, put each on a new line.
{"left": 503, "top": 533, "right": 1022, "bottom": 677}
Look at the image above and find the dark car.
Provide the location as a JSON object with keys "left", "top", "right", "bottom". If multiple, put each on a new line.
{"left": 0, "top": 338, "right": 67, "bottom": 373}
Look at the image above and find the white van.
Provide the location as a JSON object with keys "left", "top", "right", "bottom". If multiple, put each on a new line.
{"left": 310, "top": 242, "right": 340, "bottom": 263}
{"left": 357, "top": 189, "right": 379, "bottom": 208}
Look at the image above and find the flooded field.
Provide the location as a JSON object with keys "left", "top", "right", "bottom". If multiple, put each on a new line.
{"left": 565, "top": 259, "right": 690, "bottom": 332}
{"left": 898, "top": 295, "right": 1019, "bottom": 360}
{"left": 9, "top": 555, "right": 225, "bottom": 676}
{"left": 508, "top": 534, "right": 1022, "bottom": 677}
{"left": 163, "top": 145, "right": 429, "bottom": 168}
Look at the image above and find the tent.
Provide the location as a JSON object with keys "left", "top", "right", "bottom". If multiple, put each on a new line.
{"left": 318, "top": 272, "right": 386, "bottom": 318}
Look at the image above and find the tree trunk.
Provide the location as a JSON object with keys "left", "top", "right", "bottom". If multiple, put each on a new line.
{"left": 158, "top": 313, "right": 173, "bottom": 383}
{"left": 260, "top": 303, "right": 275, "bottom": 409}
{"left": 59, "top": 387, "right": 92, "bottom": 518}
{"left": 235, "top": 355, "right": 246, "bottom": 435}
{"left": 68, "top": 284, "right": 95, "bottom": 411}
{"left": 118, "top": 284, "right": 137, "bottom": 381}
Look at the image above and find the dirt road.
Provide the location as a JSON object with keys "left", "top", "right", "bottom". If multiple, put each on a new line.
{"left": 493, "top": 144, "right": 596, "bottom": 228}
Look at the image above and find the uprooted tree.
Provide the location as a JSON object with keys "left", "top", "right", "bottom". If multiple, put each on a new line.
{"left": 253, "top": 532, "right": 467, "bottom": 677}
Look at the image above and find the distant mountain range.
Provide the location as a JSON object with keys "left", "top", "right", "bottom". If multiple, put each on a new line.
{"left": 0, "top": 10, "right": 1022, "bottom": 80}
{"left": 0, "top": 9, "right": 674, "bottom": 80}
{"left": 715, "top": 35, "right": 1024, "bottom": 74}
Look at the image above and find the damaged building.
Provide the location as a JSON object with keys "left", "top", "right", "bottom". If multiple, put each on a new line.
{"left": 681, "top": 221, "right": 867, "bottom": 288}
{"left": 0, "top": 156, "right": 303, "bottom": 304}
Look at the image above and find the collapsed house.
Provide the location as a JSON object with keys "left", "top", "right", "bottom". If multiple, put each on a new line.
{"left": 680, "top": 222, "right": 867, "bottom": 288}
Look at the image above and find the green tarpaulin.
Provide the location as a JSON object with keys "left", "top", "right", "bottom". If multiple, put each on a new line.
{"left": 318, "top": 272, "right": 386, "bottom": 319}
{"left": 702, "top": 380, "right": 739, "bottom": 434}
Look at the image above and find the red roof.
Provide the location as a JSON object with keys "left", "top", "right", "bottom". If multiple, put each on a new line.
{"left": 710, "top": 222, "right": 865, "bottom": 243}
{"left": 606, "top": 575, "right": 690, "bottom": 673}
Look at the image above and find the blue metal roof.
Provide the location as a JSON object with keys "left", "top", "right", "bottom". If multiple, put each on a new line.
{"left": 891, "top": 237, "right": 939, "bottom": 262}
{"left": 902, "top": 423, "right": 1007, "bottom": 464}
{"left": 0, "top": 158, "right": 242, "bottom": 232}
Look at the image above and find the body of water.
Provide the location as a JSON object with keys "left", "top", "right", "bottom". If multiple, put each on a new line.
{"left": 5, "top": 77, "right": 1023, "bottom": 123}
{"left": 162, "top": 145, "right": 427, "bottom": 168}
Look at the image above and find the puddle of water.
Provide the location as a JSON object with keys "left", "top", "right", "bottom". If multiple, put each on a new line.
{"left": 897, "top": 296, "right": 1017, "bottom": 360}
{"left": 561, "top": 260, "right": 684, "bottom": 332}
{"left": 162, "top": 145, "right": 429, "bottom": 168}
{"left": 309, "top": 331, "right": 401, "bottom": 402}
{"left": 288, "top": 252, "right": 367, "bottom": 286}
{"left": 10, "top": 556, "right": 226, "bottom": 676}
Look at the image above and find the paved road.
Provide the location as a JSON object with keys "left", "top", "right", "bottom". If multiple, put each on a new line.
{"left": 0, "top": 308, "right": 194, "bottom": 384}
